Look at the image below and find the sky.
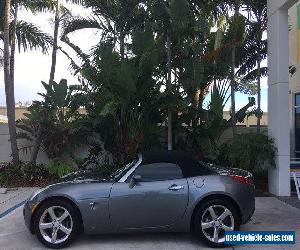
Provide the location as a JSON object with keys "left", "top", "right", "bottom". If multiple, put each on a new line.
{"left": 0, "top": 5, "right": 268, "bottom": 112}
{"left": 0, "top": 4, "right": 96, "bottom": 106}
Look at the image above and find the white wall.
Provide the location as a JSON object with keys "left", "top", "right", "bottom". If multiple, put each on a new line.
{"left": 268, "top": 0, "right": 298, "bottom": 196}
{"left": 0, "top": 124, "right": 95, "bottom": 165}
{"left": 0, "top": 124, "right": 12, "bottom": 163}
{"left": 289, "top": 1, "right": 300, "bottom": 93}
{"left": 0, "top": 124, "right": 49, "bottom": 164}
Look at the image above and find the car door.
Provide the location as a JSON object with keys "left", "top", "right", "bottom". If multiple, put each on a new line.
{"left": 109, "top": 162, "right": 188, "bottom": 230}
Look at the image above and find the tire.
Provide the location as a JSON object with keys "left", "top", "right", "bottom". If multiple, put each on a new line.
{"left": 33, "top": 199, "right": 81, "bottom": 249}
{"left": 194, "top": 198, "right": 240, "bottom": 248}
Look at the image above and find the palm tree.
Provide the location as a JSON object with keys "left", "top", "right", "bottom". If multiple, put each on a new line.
{"left": 242, "top": 0, "right": 267, "bottom": 133}
{"left": 148, "top": 0, "right": 191, "bottom": 151}
{"left": 150, "top": 0, "right": 173, "bottom": 150}
{"left": 228, "top": 1, "right": 242, "bottom": 136}
{"left": 1, "top": 0, "right": 53, "bottom": 163}
{"left": 49, "top": 0, "right": 60, "bottom": 83}
{"left": 63, "top": 0, "right": 143, "bottom": 59}
{"left": 49, "top": 0, "right": 83, "bottom": 83}
{"left": 62, "top": 0, "right": 149, "bottom": 156}
{"left": 195, "top": 0, "right": 244, "bottom": 137}
{"left": 231, "top": 9, "right": 238, "bottom": 136}
{"left": 30, "top": 0, "right": 83, "bottom": 164}
{"left": 166, "top": 34, "right": 172, "bottom": 150}
{"left": 3, "top": 0, "right": 19, "bottom": 164}
{"left": 210, "top": 0, "right": 247, "bottom": 137}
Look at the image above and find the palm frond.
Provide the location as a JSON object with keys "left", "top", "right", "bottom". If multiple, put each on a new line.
{"left": 240, "top": 67, "right": 268, "bottom": 84}
{"left": 19, "top": 0, "right": 56, "bottom": 13}
{"left": 65, "top": 0, "right": 85, "bottom": 4}
{"left": 14, "top": 20, "right": 53, "bottom": 53}
{"left": 61, "top": 35, "right": 89, "bottom": 63}
{"left": 59, "top": 46, "right": 82, "bottom": 75}
{"left": 62, "top": 17, "right": 102, "bottom": 36}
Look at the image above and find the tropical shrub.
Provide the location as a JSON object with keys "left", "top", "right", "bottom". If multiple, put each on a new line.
{"left": 47, "top": 159, "right": 74, "bottom": 178}
{"left": 17, "top": 79, "right": 91, "bottom": 160}
{"left": 10, "top": 0, "right": 268, "bottom": 174}
{"left": 0, "top": 163, "right": 56, "bottom": 188}
{"left": 175, "top": 83, "right": 255, "bottom": 160}
{"left": 64, "top": 36, "right": 165, "bottom": 163}
{"left": 218, "top": 133, "right": 277, "bottom": 174}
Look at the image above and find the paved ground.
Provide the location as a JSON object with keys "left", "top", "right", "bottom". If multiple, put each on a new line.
{"left": 0, "top": 189, "right": 299, "bottom": 249}
{"left": 0, "top": 188, "right": 38, "bottom": 216}
{"left": 277, "top": 196, "right": 300, "bottom": 210}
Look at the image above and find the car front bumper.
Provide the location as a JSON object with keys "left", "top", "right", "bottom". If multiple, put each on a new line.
{"left": 23, "top": 199, "right": 35, "bottom": 233}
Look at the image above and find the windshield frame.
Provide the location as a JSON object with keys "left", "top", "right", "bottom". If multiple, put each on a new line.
{"left": 118, "top": 153, "right": 143, "bottom": 182}
{"left": 110, "top": 159, "right": 138, "bottom": 182}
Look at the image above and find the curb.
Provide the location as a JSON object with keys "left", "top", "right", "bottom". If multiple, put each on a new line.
{"left": 0, "top": 200, "right": 26, "bottom": 219}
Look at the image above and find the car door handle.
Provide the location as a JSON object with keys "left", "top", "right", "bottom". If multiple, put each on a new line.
{"left": 169, "top": 184, "right": 184, "bottom": 191}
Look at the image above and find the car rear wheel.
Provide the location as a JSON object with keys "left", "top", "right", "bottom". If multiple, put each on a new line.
{"left": 33, "top": 199, "right": 81, "bottom": 249}
{"left": 194, "top": 198, "right": 240, "bottom": 248}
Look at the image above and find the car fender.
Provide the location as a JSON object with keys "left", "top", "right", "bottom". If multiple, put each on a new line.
{"left": 32, "top": 182, "right": 113, "bottom": 234}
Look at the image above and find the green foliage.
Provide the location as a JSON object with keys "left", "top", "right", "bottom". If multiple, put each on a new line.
{"left": 174, "top": 80, "right": 255, "bottom": 160}
{"left": 218, "top": 133, "right": 277, "bottom": 174}
{"left": 63, "top": 25, "right": 166, "bottom": 162}
{"left": 0, "top": 163, "right": 56, "bottom": 188}
{"left": 1, "top": 2, "right": 53, "bottom": 52}
{"left": 0, "top": 160, "right": 76, "bottom": 187}
{"left": 13, "top": 21, "right": 53, "bottom": 53}
{"left": 12, "top": 0, "right": 268, "bottom": 168}
{"left": 17, "top": 79, "right": 91, "bottom": 159}
{"left": 47, "top": 159, "right": 74, "bottom": 178}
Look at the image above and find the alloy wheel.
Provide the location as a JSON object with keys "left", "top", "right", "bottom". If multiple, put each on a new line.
{"left": 39, "top": 206, "right": 73, "bottom": 245}
{"left": 201, "top": 205, "right": 234, "bottom": 243}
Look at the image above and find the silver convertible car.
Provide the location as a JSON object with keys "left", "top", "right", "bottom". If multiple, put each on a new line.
{"left": 23, "top": 151, "right": 255, "bottom": 249}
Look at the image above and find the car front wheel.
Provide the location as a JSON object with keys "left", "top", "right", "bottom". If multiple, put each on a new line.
{"left": 194, "top": 198, "right": 240, "bottom": 248}
{"left": 33, "top": 199, "right": 81, "bottom": 249}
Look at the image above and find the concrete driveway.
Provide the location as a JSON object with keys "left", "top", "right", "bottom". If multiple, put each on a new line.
{"left": 0, "top": 189, "right": 299, "bottom": 249}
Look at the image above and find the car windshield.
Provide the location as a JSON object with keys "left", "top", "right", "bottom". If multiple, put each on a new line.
{"left": 110, "top": 160, "right": 137, "bottom": 181}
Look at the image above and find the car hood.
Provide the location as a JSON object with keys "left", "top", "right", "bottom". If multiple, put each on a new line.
{"left": 33, "top": 170, "right": 113, "bottom": 201}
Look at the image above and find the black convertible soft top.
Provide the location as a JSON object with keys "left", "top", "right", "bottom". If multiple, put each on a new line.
{"left": 141, "top": 151, "right": 213, "bottom": 177}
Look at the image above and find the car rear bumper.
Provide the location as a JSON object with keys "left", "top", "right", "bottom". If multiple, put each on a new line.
{"left": 242, "top": 203, "right": 255, "bottom": 224}
{"left": 237, "top": 185, "right": 255, "bottom": 224}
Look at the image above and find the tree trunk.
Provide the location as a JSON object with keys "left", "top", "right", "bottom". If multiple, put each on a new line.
{"left": 256, "top": 28, "right": 263, "bottom": 134}
{"left": 30, "top": 0, "right": 59, "bottom": 164}
{"left": 29, "top": 124, "right": 43, "bottom": 164}
{"left": 4, "top": 0, "right": 19, "bottom": 164}
{"left": 230, "top": 4, "right": 239, "bottom": 137}
{"left": 257, "top": 56, "right": 261, "bottom": 133}
{"left": 231, "top": 46, "right": 237, "bottom": 136}
{"left": 118, "top": 30, "right": 126, "bottom": 161}
{"left": 166, "top": 35, "right": 172, "bottom": 151}
{"left": 10, "top": 0, "right": 17, "bottom": 86}
{"left": 120, "top": 30, "right": 125, "bottom": 60}
{"left": 49, "top": 0, "right": 60, "bottom": 83}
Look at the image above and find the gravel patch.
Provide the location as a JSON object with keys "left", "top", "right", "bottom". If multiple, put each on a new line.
{"left": 276, "top": 194, "right": 300, "bottom": 210}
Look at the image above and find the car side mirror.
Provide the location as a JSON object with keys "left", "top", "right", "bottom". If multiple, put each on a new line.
{"left": 129, "top": 175, "right": 142, "bottom": 189}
